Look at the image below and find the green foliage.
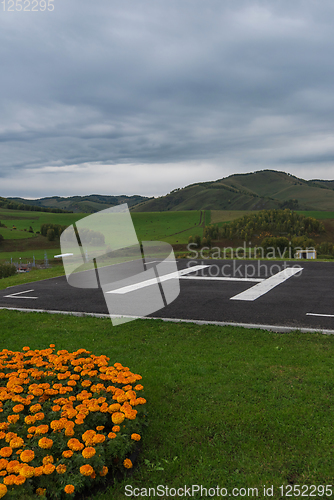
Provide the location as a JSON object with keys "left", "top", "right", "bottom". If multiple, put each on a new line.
{"left": 47, "top": 228, "right": 55, "bottom": 241}
{"left": 61, "top": 227, "right": 105, "bottom": 246}
{"left": 0, "top": 233, "right": 3, "bottom": 244}
{"left": 316, "top": 241, "right": 334, "bottom": 256}
{"left": 206, "top": 209, "right": 325, "bottom": 241}
{"left": 0, "top": 263, "right": 16, "bottom": 279}
{"left": 40, "top": 224, "right": 68, "bottom": 238}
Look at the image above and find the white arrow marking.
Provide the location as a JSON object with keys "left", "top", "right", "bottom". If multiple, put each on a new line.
{"left": 230, "top": 267, "right": 303, "bottom": 301}
{"left": 4, "top": 289, "right": 38, "bottom": 299}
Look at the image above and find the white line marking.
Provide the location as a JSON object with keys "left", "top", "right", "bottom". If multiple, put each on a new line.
{"left": 230, "top": 267, "right": 303, "bottom": 301}
{"left": 180, "top": 276, "right": 263, "bottom": 282}
{"left": 106, "top": 265, "right": 209, "bottom": 294}
{"left": 4, "top": 289, "right": 38, "bottom": 299}
{"left": 306, "top": 313, "right": 334, "bottom": 318}
{"left": 54, "top": 253, "right": 73, "bottom": 258}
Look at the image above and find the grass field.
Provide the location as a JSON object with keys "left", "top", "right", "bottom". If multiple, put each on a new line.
{"left": 0, "top": 209, "right": 206, "bottom": 263}
{"left": 297, "top": 211, "right": 334, "bottom": 219}
{"left": 0, "top": 310, "right": 333, "bottom": 499}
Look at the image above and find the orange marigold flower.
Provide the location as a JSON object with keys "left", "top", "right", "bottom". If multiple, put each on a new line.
{"left": 0, "top": 447, "right": 12, "bottom": 458}
{"left": 34, "top": 466, "right": 44, "bottom": 476}
{"left": 0, "top": 424, "right": 8, "bottom": 432}
{"left": 3, "top": 474, "right": 16, "bottom": 485}
{"left": 35, "top": 424, "right": 49, "bottom": 435}
{"left": 134, "top": 384, "right": 143, "bottom": 391}
{"left": 131, "top": 433, "right": 141, "bottom": 441}
{"left": 36, "top": 487, "right": 46, "bottom": 496}
{"left": 38, "top": 437, "right": 53, "bottom": 449}
{"left": 108, "top": 403, "right": 121, "bottom": 413}
{"left": 30, "top": 404, "right": 42, "bottom": 413}
{"left": 42, "top": 455, "right": 54, "bottom": 465}
{"left": 0, "top": 432, "right": 5, "bottom": 440}
{"left": 6, "top": 460, "right": 19, "bottom": 473}
{"left": 52, "top": 405, "right": 61, "bottom": 412}
{"left": 5, "top": 433, "right": 16, "bottom": 443}
{"left": 111, "top": 412, "right": 125, "bottom": 425}
{"left": 82, "top": 447, "right": 96, "bottom": 459}
{"left": 62, "top": 450, "right": 73, "bottom": 458}
{"left": 14, "top": 474, "right": 26, "bottom": 485}
{"left": 67, "top": 438, "right": 84, "bottom": 451}
{"left": 25, "top": 415, "right": 36, "bottom": 425}
{"left": 112, "top": 425, "right": 120, "bottom": 432}
{"left": 43, "top": 463, "right": 55, "bottom": 475}
{"left": 80, "top": 464, "right": 94, "bottom": 476}
{"left": 35, "top": 412, "right": 45, "bottom": 421}
{"left": 9, "top": 437, "right": 24, "bottom": 449}
{"left": 108, "top": 432, "right": 116, "bottom": 439}
{"left": 20, "top": 450, "right": 35, "bottom": 463}
{"left": 92, "top": 434, "right": 105, "bottom": 444}
{"left": 56, "top": 464, "right": 67, "bottom": 474}
{"left": 99, "top": 466, "right": 108, "bottom": 476}
{"left": 0, "top": 484, "right": 7, "bottom": 498}
{"left": 7, "top": 415, "right": 19, "bottom": 424}
{"left": 0, "top": 459, "right": 8, "bottom": 470}
{"left": 123, "top": 458, "right": 133, "bottom": 469}
{"left": 22, "top": 346, "right": 30, "bottom": 351}
{"left": 20, "top": 464, "right": 35, "bottom": 478}
{"left": 12, "top": 404, "right": 24, "bottom": 413}
{"left": 96, "top": 426, "right": 104, "bottom": 431}
{"left": 64, "top": 484, "right": 75, "bottom": 494}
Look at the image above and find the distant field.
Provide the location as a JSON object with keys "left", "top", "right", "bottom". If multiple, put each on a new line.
{"left": 297, "top": 211, "right": 334, "bottom": 219}
{"left": 0, "top": 227, "right": 36, "bottom": 239}
{"left": 0, "top": 208, "right": 87, "bottom": 232}
{"left": 210, "top": 210, "right": 256, "bottom": 224}
{"left": 131, "top": 211, "right": 203, "bottom": 244}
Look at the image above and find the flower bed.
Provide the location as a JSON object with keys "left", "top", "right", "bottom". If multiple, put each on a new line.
{"left": 0, "top": 345, "right": 146, "bottom": 499}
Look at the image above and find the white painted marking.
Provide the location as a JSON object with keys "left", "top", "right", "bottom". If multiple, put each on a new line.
{"left": 180, "top": 276, "right": 263, "bottom": 282}
{"left": 230, "top": 267, "right": 303, "bottom": 301}
{"left": 4, "top": 289, "right": 38, "bottom": 299}
{"left": 54, "top": 253, "right": 74, "bottom": 258}
{"left": 306, "top": 313, "right": 334, "bottom": 318}
{"left": 106, "top": 265, "right": 209, "bottom": 294}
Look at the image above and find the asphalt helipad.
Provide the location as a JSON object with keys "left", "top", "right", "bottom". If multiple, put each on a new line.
{"left": 1, "top": 259, "right": 334, "bottom": 333}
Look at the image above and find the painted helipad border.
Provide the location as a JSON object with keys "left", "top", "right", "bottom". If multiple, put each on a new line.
{"left": 1, "top": 306, "right": 334, "bottom": 335}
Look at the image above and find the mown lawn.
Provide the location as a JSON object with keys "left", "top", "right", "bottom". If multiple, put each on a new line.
{"left": 0, "top": 310, "right": 334, "bottom": 499}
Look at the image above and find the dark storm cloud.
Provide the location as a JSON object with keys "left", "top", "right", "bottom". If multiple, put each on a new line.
{"left": 1, "top": 0, "right": 334, "bottom": 196}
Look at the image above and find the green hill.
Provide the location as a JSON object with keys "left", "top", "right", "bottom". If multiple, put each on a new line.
{"left": 7, "top": 194, "right": 150, "bottom": 213}
{"left": 131, "top": 170, "right": 334, "bottom": 212}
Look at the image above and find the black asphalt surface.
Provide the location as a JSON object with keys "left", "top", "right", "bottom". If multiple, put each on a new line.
{"left": 1, "top": 259, "right": 334, "bottom": 332}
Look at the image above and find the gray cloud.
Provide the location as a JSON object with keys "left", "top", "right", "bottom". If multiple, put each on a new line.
{"left": 1, "top": 0, "right": 334, "bottom": 197}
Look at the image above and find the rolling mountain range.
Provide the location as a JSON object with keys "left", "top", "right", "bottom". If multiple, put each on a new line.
{"left": 131, "top": 170, "right": 334, "bottom": 212}
{"left": 5, "top": 194, "right": 151, "bottom": 213}
{"left": 2, "top": 170, "right": 334, "bottom": 213}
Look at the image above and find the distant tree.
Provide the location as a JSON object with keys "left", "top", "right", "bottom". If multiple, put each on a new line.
{"left": 47, "top": 228, "right": 55, "bottom": 241}
{"left": 0, "top": 233, "right": 4, "bottom": 245}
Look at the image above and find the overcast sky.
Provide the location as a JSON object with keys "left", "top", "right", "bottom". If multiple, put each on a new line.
{"left": 1, "top": 0, "right": 334, "bottom": 198}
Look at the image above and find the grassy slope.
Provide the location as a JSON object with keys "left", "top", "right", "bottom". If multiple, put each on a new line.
{"left": 0, "top": 310, "right": 334, "bottom": 499}
{"left": 133, "top": 171, "right": 334, "bottom": 212}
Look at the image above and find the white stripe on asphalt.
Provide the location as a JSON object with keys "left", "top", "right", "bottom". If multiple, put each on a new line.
{"left": 230, "top": 267, "right": 303, "bottom": 301}
{"left": 306, "top": 313, "right": 334, "bottom": 318}
{"left": 106, "top": 265, "right": 210, "bottom": 294}
{"left": 4, "top": 289, "right": 38, "bottom": 299}
{"left": 180, "top": 276, "right": 263, "bottom": 282}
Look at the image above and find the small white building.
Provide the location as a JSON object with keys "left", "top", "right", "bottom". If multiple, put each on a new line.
{"left": 295, "top": 249, "right": 317, "bottom": 259}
